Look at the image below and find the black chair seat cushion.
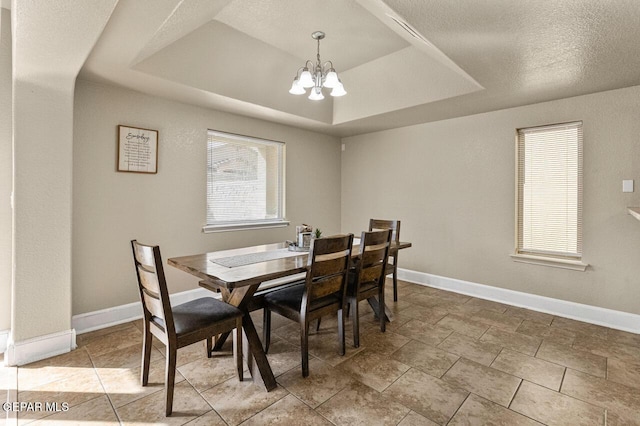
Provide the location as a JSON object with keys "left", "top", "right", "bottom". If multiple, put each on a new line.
{"left": 264, "top": 283, "right": 340, "bottom": 313}
{"left": 154, "top": 297, "right": 242, "bottom": 337}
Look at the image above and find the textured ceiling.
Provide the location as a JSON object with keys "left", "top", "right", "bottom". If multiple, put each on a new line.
{"left": 74, "top": 0, "right": 640, "bottom": 136}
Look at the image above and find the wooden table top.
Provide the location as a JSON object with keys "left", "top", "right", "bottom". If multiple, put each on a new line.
{"left": 168, "top": 240, "right": 412, "bottom": 289}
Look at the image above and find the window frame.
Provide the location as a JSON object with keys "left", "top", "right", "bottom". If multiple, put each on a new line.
{"left": 203, "top": 130, "right": 288, "bottom": 233}
{"left": 511, "top": 121, "right": 588, "bottom": 271}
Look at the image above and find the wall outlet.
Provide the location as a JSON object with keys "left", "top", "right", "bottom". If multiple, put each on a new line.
{"left": 623, "top": 180, "right": 634, "bottom": 193}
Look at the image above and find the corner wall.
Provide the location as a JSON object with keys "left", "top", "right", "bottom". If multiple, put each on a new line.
{"left": 72, "top": 80, "right": 342, "bottom": 315}
{"left": 341, "top": 85, "right": 640, "bottom": 316}
{"left": 0, "top": 7, "right": 12, "bottom": 337}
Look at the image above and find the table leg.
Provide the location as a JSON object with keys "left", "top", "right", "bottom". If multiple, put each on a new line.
{"left": 222, "top": 284, "right": 277, "bottom": 391}
{"left": 366, "top": 297, "right": 394, "bottom": 322}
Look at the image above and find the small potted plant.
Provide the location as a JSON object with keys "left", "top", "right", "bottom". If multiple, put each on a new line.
{"left": 314, "top": 228, "right": 322, "bottom": 239}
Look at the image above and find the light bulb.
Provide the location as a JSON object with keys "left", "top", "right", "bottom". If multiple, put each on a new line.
{"left": 323, "top": 70, "right": 339, "bottom": 88}
{"left": 330, "top": 81, "right": 346, "bottom": 97}
{"left": 299, "top": 69, "right": 314, "bottom": 88}
{"left": 308, "top": 87, "right": 325, "bottom": 100}
{"left": 289, "top": 78, "right": 305, "bottom": 95}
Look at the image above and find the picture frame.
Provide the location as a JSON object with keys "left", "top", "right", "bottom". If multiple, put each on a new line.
{"left": 117, "top": 125, "right": 159, "bottom": 174}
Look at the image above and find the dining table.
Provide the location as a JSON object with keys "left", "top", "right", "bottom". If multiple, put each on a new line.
{"left": 168, "top": 238, "right": 412, "bottom": 391}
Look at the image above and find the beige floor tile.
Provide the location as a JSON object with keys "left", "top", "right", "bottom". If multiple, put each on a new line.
{"left": 391, "top": 340, "right": 459, "bottom": 378}
{"left": 305, "top": 330, "right": 365, "bottom": 367}
{"left": 550, "top": 317, "right": 609, "bottom": 339}
{"left": 17, "top": 348, "right": 94, "bottom": 391}
{"left": 383, "top": 368, "right": 468, "bottom": 424}
{"left": 76, "top": 322, "right": 137, "bottom": 348}
{"left": 356, "top": 329, "right": 410, "bottom": 356}
{"left": 29, "top": 395, "right": 118, "bottom": 425}
{"left": 117, "top": 381, "right": 211, "bottom": 425}
{"left": 427, "top": 291, "right": 472, "bottom": 305}
{"left": 81, "top": 326, "right": 143, "bottom": 358}
{"left": 471, "top": 309, "right": 523, "bottom": 332}
{"left": 201, "top": 379, "right": 288, "bottom": 426}
{"left": 491, "top": 349, "right": 565, "bottom": 391}
{"left": 536, "top": 341, "right": 606, "bottom": 377}
{"left": 511, "top": 380, "right": 605, "bottom": 426}
{"left": 435, "top": 315, "right": 490, "bottom": 339}
{"left": 317, "top": 382, "right": 410, "bottom": 426}
{"left": 504, "top": 307, "right": 554, "bottom": 326}
{"left": 97, "top": 358, "right": 185, "bottom": 408}
{"left": 17, "top": 368, "right": 104, "bottom": 423}
{"left": 442, "top": 358, "right": 521, "bottom": 407}
{"left": 606, "top": 329, "right": 640, "bottom": 348}
{"left": 240, "top": 394, "right": 333, "bottom": 425}
{"left": 449, "top": 394, "right": 543, "bottom": 426}
{"left": 277, "top": 357, "right": 354, "bottom": 408}
{"left": 409, "top": 294, "right": 459, "bottom": 310}
{"left": 561, "top": 368, "right": 640, "bottom": 420}
{"left": 573, "top": 334, "right": 640, "bottom": 364}
{"left": 463, "top": 298, "right": 510, "bottom": 313}
{"left": 400, "top": 305, "right": 449, "bottom": 324}
{"left": 607, "top": 357, "right": 640, "bottom": 390}
{"left": 177, "top": 353, "right": 240, "bottom": 392}
{"left": 479, "top": 327, "right": 542, "bottom": 356}
{"left": 605, "top": 410, "right": 640, "bottom": 426}
{"left": 183, "top": 410, "right": 227, "bottom": 426}
{"left": 265, "top": 336, "right": 303, "bottom": 378}
{"left": 397, "top": 410, "right": 439, "bottom": 426}
{"left": 437, "top": 333, "right": 502, "bottom": 366}
{"left": 338, "top": 350, "right": 410, "bottom": 392}
{"left": 516, "top": 320, "right": 576, "bottom": 346}
{"left": 358, "top": 311, "right": 414, "bottom": 333}
{"left": 90, "top": 340, "right": 163, "bottom": 369}
{"left": 395, "top": 319, "right": 453, "bottom": 346}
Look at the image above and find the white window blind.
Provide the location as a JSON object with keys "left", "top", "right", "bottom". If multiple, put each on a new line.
{"left": 206, "top": 130, "right": 285, "bottom": 229}
{"left": 516, "top": 122, "right": 583, "bottom": 259}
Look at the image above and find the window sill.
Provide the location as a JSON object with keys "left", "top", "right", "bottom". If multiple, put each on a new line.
{"left": 510, "top": 253, "right": 588, "bottom": 271}
{"left": 203, "top": 220, "right": 290, "bottom": 233}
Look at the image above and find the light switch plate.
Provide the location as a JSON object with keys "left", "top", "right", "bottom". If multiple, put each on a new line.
{"left": 623, "top": 180, "right": 634, "bottom": 192}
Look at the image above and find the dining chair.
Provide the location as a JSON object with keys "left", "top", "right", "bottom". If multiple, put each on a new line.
{"left": 369, "top": 219, "right": 401, "bottom": 301}
{"left": 262, "top": 234, "right": 354, "bottom": 377}
{"left": 131, "top": 240, "right": 244, "bottom": 416}
{"left": 347, "top": 229, "right": 392, "bottom": 347}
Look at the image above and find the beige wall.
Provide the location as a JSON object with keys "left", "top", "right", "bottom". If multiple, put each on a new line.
{"left": 72, "top": 80, "right": 342, "bottom": 315}
{"left": 342, "top": 85, "right": 640, "bottom": 315}
{"left": 0, "top": 8, "right": 11, "bottom": 332}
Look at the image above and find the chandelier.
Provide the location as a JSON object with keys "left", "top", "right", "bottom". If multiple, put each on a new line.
{"left": 289, "top": 31, "right": 347, "bottom": 100}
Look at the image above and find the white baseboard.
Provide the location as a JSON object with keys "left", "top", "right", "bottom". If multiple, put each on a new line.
{"left": 72, "top": 287, "right": 212, "bottom": 335}
{"left": 5, "top": 329, "right": 76, "bottom": 366}
{"left": 0, "top": 329, "right": 8, "bottom": 353}
{"left": 398, "top": 268, "right": 640, "bottom": 334}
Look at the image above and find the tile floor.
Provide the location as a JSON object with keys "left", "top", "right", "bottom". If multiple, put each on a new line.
{"left": 2, "top": 280, "right": 640, "bottom": 425}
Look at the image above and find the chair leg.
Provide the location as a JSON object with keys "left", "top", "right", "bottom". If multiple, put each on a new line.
{"left": 263, "top": 308, "right": 271, "bottom": 353}
{"left": 379, "top": 285, "right": 386, "bottom": 333}
{"left": 206, "top": 337, "right": 213, "bottom": 358}
{"left": 315, "top": 317, "right": 321, "bottom": 332}
{"left": 234, "top": 317, "right": 243, "bottom": 381}
{"left": 301, "top": 320, "right": 310, "bottom": 377}
{"left": 141, "top": 322, "right": 152, "bottom": 386}
{"left": 337, "top": 308, "right": 346, "bottom": 356}
{"left": 351, "top": 298, "right": 360, "bottom": 348}
{"left": 165, "top": 344, "right": 177, "bottom": 416}
{"left": 393, "top": 263, "right": 398, "bottom": 302}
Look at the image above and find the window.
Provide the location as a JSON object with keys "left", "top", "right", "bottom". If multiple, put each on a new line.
{"left": 513, "top": 122, "right": 587, "bottom": 270}
{"left": 204, "top": 130, "right": 287, "bottom": 232}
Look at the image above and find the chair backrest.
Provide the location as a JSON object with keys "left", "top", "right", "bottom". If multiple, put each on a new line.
{"left": 354, "top": 229, "right": 392, "bottom": 293}
{"left": 131, "top": 240, "right": 175, "bottom": 335}
{"left": 302, "top": 234, "right": 354, "bottom": 313}
{"left": 369, "top": 219, "right": 401, "bottom": 244}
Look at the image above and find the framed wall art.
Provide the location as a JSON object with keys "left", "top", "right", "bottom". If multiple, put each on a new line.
{"left": 117, "top": 125, "right": 158, "bottom": 174}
